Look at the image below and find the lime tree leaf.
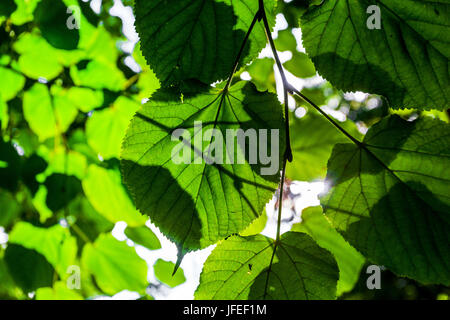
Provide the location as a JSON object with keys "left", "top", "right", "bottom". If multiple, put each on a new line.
{"left": 82, "top": 165, "right": 146, "bottom": 227}
{"left": 301, "top": 0, "right": 450, "bottom": 110}
{"left": 10, "top": 0, "right": 40, "bottom": 25}
{"left": 86, "top": 97, "right": 141, "bottom": 159}
{"left": 125, "top": 226, "right": 161, "bottom": 250}
{"left": 23, "top": 83, "right": 57, "bottom": 141}
{"left": 274, "top": 29, "right": 297, "bottom": 52}
{"left": 8, "top": 222, "right": 78, "bottom": 279}
{"left": 134, "top": 0, "right": 276, "bottom": 86}
{"left": 245, "top": 58, "right": 276, "bottom": 93}
{"left": 0, "top": 98, "right": 8, "bottom": 131}
{"left": 70, "top": 60, "right": 127, "bottom": 91}
{"left": 292, "top": 206, "right": 365, "bottom": 296}
{"left": 286, "top": 109, "right": 361, "bottom": 181}
{"left": 67, "top": 87, "right": 103, "bottom": 113}
{"left": 0, "top": 67, "right": 25, "bottom": 101}
{"left": 35, "top": 282, "right": 83, "bottom": 300}
{"left": 195, "top": 232, "right": 339, "bottom": 299}
{"left": 4, "top": 244, "right": 54, "bottom": 293}
{"left": 284, "top": 51, "right": 316, "bottom": 78}
{"left": 81, "top": 234, "right": 148, "bottom": 295}
{"left": 121, "top": 81, "right": 285, "bottom": 251}
{"left": 34, "top": 0, "right": 80, "bottom": 50}
{"left": 153, "top": 259, "right": 186, "bottom": 288}
{"left": 322, "top": 115, "right": 450, "bottom": 285}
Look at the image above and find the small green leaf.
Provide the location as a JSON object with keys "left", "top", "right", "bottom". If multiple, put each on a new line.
{"left": 81, "top": 234, "right": 148, "bottom": 295}
{"left": 0, "top": 67, "right": 25, "bottom": 101}
{"left": 8, "top": 222, "right": 78, "bottom": 278}
{"left": 153, "top": 259, "right": 186, "bottom": 288}
{"left": 86, "top": 97, "right": 141, "bottom": 160}
{"left": 195, "top": 232, "right": 339, "bottom": 299}
{"left": 82, "top": 165, "right": 146, "bottom": 227}
{"left": 283, "top": 51, "right": 316, "bottom": 78}
{"left": 292, "top": 206, "right": 365, "bottom": 296}
{"left": 322, "top": 115, "right": 450, "bottom": 285}
{"left": 125, "top": 226, "right": 161, "bottom": 251}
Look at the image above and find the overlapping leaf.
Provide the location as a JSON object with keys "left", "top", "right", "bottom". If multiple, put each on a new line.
{"left": 195, "top": 232, "right": 339, "bottom": 299}
{"left": 121, "top": 81, "right": 285, "bottom": 251}
{"left": 134, "top": 0, "right": 276, "bottom": 86}
{"left": 301, "top": 0, "right": 450, "bottom": 110}
{"left": 322, "top": 115, "right": 450, "bottom": 285}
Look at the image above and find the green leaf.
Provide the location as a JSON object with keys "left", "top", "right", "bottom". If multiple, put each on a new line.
{"left": 121, "top": 81, "right": 285, "bottom": 251}
{"left": 292, "top": 206, "right": 365, "bottom": 296}
{"left": 9, "top": 222, "right": 78, "bottom": 278}
{"left": 286, "top": 109, "right": 361, "bottom": 181}
{"left": 125, "top": 226, "right": 161, "bottom": 250}
{"left": 134, "top": 0, "right": 276, "bottom": 86}
{"left": 283, "top": 51, "right": 316, "bottom": 78}
{"left": 81, "top": 234, "right": 148, "bottom": 295}
{"left": 34, "top": 0, "right": 80, "bottom": 50}
{"left": 66, "top": 87, "right": 104, "bottom": 113}
{"left": 35, "top": 282, "right": 83, "bottom": 300}
{"left": 0, "top": 67, "right": 25, "bottom": 101}
{"left": 322, "top": 115, "right": 450, "bottom": 285}
{"left": 4, "top": 244, "right": 54, "bottom": 293}
{"left": 44, "top": 173, "right": 82, "bottom": 212}
{"left": 70, "top": 60, "right": 126, "bottom": 91}
{"left": 245, "top": 58, "right": 276, "bottom": 93}
{"left": 82, "top": 165, "right": 146, "bottom": 227}
{"left": 153, "top": 259, "right": 186, "bottom": 288}
{"left": 23, "top": 83, "right": 57, "bottom": 141}
{"left": 240, "top": 209, "right": 268, "bottom": 236}
{"left": 195, "top": 232, "right": 339, "bottom": 299}
{"left": 86, "top": 97, "right": 141, "bottom": 160}
{"left": 274, "top": 29, "right": 297, "bottom": 52}
{"left": 301, "top": 0, "right": 450, "bottom": 110}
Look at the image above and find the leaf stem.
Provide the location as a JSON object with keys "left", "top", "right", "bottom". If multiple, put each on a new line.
{"left": 290, "top": 87, "right": 362, "bottom": 146}
{"left": 224, "top": 8, "right": 262, "bottom": 91}
{"left": 259, "top": 0, "right": 292, "bottom": 162}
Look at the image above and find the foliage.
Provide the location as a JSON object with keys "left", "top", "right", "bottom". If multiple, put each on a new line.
{"left": 0, "top": 0, "right": 449, "bottom": 301}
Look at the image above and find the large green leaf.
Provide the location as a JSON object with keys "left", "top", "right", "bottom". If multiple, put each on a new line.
{"left": 292, "top": 206, "right": 365, "bottom": 296}
{"left": 121, "top": 81, "right": 285, "bottom": 251}
{"left": 82, "top": 165, "right": 146, "bottom": 227}
{"left": 322, "top": 115, "right": 450, "bottom": 285}
{"left": 195, "top": 232, "right": 339, "bottom": 299}
{"left": 81, "top": 234, "right": 148, "bottom": 295}
{"left": 8, "top": 222, "right": 78, "bottom": 279}
{"left": 35, "top": 282, "right": 83, "bottom": 300}
{"left": 301, "top": 0, "right": 450, "bottom": 110}
{"left": 134, "top": 0, "right": 276, "bottom": 86}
